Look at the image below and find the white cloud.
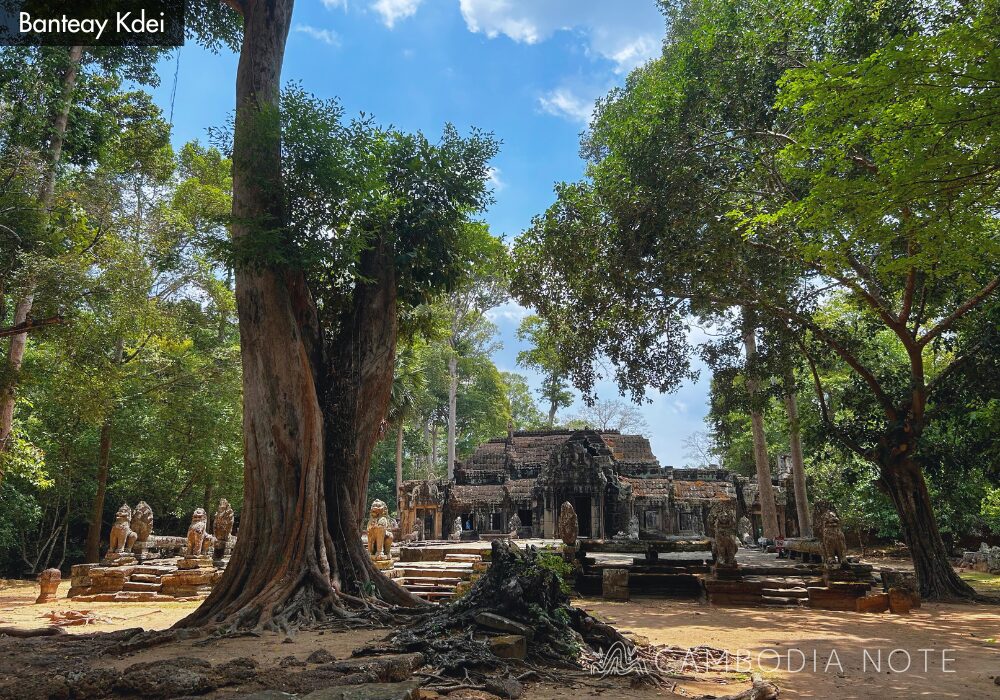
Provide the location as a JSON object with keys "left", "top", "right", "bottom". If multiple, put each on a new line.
{"left": 373, "top": 0, "right": 423, "bottom": 27}
{"left": 458, "top": 0, "right": 663, "bottom": 73}
{"left": 294, "top": 24, "right": 340, "bottom": 46}
{"left": 487, "top": 166, "right": 505, "bottom": 192}
{"left": 486, "top": 300, "right": 531, "bottom": 323}
{"left": 538, "top": 87, "right": 594, "bottom": 125}
{"left": 321, "top": 0, "right": 347, "bottom": 9}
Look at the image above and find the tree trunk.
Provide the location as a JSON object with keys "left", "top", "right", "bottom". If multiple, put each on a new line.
{"left": 395, "top": 423, "right": 404, "bottom": 514}
{"left": 178, "top": 0, "right": 342, "bottom": 630}
{"left": 83, "top": 413, "right": 114, "bottom": 563}
{"left": 783, "top": 376, "right": 812, "bottom": 538}
{"left": 742, "top": 324, "right": 780, "bottom": 539}
{"left": 0, "top": 295, "right": 33, "bottom": 455}
{"left": 83, "top": 337, "right": 124, "bottom": 563}
{"left": 0, "top": 45, "right": 83, "bottom": 477}
{"left": 447, "top": 353, "right": 458, "bottom": 480}
{"left": 323, "top": 242, "right": 420, "bottom": 606}
{"left": 547, "top": 381, "right": 558, "bottom": 428}
{"left": 431, "top": 423, "right": 438, "bottom": 472}
{"left": 879, "top": 457, "right": 975, "bottom": 600}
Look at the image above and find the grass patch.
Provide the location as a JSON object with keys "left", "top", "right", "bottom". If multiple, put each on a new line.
{"left": 960, "top": 571, "right": 1000, "bottom": 594}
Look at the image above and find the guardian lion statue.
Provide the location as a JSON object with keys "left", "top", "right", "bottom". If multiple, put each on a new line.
{"left": 820, "top": 510, "right": 848, "bottom": 567}
{"left": 710, "top": 505, "right": 739, "bottom": 568}
{"left": 186, "top": 507, "right": 213, "bottom": 556}
{"left": 366, "top": 499, "right": 393, "bottom": 560}
{"left": 108, "top": 504, "right": 138, "bottom": 554}
{"left": 129, "top": 501, "right": 154, "bottom": 549}
{"left": 213, "top": 498, "right": 235, "bottom": 559}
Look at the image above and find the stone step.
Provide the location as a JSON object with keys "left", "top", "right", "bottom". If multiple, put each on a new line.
{"left": 122, "top": 581, "right": 162, "bottom": 592}
{"left": 417, "top": 591, "right": 455, "bottom": 601}
{"left": 762, "top": 587, "right": 809, "bottom": 598}
{"left": 402, "top": 581, "right": 458, "bottom": 591}
{"left": 130, "top": 573, "right": 163, "bottom": 584}
{"left": 761, "top": 595, "right": 807, "bottom": 607}
{"left": 444, "top": 553, "right": 482, "bottom": 563}
{"left": 400, "top": 576, "right": 463, "bottom": 585}
{"left": 133, "top": 565, "right": 175, "bottom": 576}
{"left": 398, "top": 568, "right": 472, "bottom": 579}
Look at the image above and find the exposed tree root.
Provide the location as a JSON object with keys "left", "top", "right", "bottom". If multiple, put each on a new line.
{"left": 0, "top": 626, "right": 66, "bottom": 638}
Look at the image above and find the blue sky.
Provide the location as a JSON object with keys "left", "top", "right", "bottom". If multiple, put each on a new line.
{"left": 151, "top": 0, "right": 711, "bottom": 465}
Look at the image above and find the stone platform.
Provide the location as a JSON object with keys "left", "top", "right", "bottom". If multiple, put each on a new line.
{"left": 68, "top": 556, "right": 224, "bottom": 601}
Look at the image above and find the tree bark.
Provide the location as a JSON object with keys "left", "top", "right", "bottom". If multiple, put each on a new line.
{"left": 879, "top": 457, "right": 975, "bottom": 600}
{"left": 447, "top": 353, "right": 458, "bottom": 480}
{"left": 783, "top": 375, "right": 812, "bottom": 538}
{"left": 323, "top": 242, "right": 420, "bottom": 606}
{"left": 83, "top": 337, "right": 124, "bottom": 563}
{"left": 743, "top": 323, "right": 780, "bottom": 539}
{"left": 0, "top": 45, "right": 83, "bottom": 476}
{"left": 878, "top": 458, "right": 975, "bottom": 600}
{"left": 547, "top": 377, "right": 558, "bottom": 428}
{"left": 177, "top": 0, "right": 342, "bottom": 630}
{"left": 395, "top": 422, "right": 404, "bottom": 514}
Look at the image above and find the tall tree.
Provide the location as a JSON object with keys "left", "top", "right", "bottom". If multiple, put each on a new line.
{"left": 180, "top": 1, "right": 498, "bottom": 627}
{"left": 513, "top": 0, "right": 994, "bottom": 598}
{"left": 516, "top": 315, "right": 574, "bottom": 427}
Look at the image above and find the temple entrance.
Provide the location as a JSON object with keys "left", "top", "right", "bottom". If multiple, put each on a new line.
{"left": 517, "top": 508, "right": 532, "bottom": 526}
{"left": 574, "top": 496, "right": 592, "bottom": 538}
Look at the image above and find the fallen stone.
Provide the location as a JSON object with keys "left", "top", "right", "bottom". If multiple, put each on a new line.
{"left": 301, "top": 680, "right": 422, "bottom": 700}
{"left": 474, "top": 612, "right": 533, "bottom": 639}
{"left": 855, "top": 592, "right": 889, "bottom": 614}
{"left": 216, "top": 656, "right": 259, "bottom": 685}
{"left": 327, "top": 653, "right": 424, "bottom": 683}
{"left": 484, "top": 675, "right": 523, "bottom": 698}
{"left": 487, "top": 634, "right": 527, "bottom": 660}
{"left": 307, "top": 649, "right": 336, "bottom": 664}
{"left": 888, "top": 588, "right": 912, "bottom": 615}
{"left": 115, "top": 656, "right": 215, "bottom": 697}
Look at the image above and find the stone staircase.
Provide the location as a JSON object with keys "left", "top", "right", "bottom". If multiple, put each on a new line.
{"left": 68, "top": 560, "right": 220, "bottom": 601}
{"left": 393, "top": 553, "right": 485, "bottom": 602}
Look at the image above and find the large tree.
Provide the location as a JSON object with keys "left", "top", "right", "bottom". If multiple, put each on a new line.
{"left": 179, "top": 0, "right": 497, "bottom": 629}
{"left": 513, "top": 0, "right": 995, "bottom": 598}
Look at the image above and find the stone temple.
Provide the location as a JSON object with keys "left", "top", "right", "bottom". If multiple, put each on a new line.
{"left": 397, "top": 428, "right": 793, "bottom": 541}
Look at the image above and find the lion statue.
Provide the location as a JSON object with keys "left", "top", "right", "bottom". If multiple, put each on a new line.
{"left": 820, "top": 510, "right": 848, "bottom": 567}
{"left": 186, "top": 507, "right": 214, "bottom": 556}
{"left": 129, "top": 501, "right": 154, "bottom": 550}
{"left": 366, "top": 499, "right": 393, "bottom": 560}
{"left": 108, "top": 504, "right": 138, "bottom": 554}
{"left": 710, "top": 505, "right": 739, "bottom": 568}
{"left": 213, "top": 498, "right": 235, "bottom": 559}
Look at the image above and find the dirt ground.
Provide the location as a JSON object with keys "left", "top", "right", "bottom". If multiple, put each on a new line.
{"left": 2, "top": 578, "right": 998, "bottom": 699}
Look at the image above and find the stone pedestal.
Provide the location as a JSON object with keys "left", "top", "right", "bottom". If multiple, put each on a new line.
{"left": 35, "top": 568, "right": 60, "bottom": 603}
{"left": 102, "top": 553, "right": 137, "bottom": 566}
{"left": 373, "top": 557, "right": 394, "bottom": 571}
{"left": 602, "top": 568, "right": 630, "bottom": 601}
{"left": 713, "top": 564, "right": 742, "bottom": 580}
{"left": 177, "top": 555, "right": 214, "bottom": 570}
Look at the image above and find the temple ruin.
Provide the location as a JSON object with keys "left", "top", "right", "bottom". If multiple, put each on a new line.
{"left": 397, "top": 428, "right": 797, "bottom": 541}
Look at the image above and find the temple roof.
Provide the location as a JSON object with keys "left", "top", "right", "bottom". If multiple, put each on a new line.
{"left": 457, "top": 428, "right": 661, "bottom": 482}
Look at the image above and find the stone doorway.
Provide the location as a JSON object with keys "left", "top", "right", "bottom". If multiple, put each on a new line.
{"left": 575, "top": 495, "right": 592, "bottom": 538}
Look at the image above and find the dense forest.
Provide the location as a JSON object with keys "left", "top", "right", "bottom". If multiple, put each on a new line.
{"left": 1, "top": 0, "right": 998, "bottom": 608}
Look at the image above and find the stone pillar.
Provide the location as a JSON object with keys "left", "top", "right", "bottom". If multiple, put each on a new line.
{"left": 602, "top": 568, "right": 629, "bottom": 601}
{"left": 35, "top": 568, "right": 61, "bottom": 603}
{"left": 433, "top": 509, "right": 442, "bottom": 540}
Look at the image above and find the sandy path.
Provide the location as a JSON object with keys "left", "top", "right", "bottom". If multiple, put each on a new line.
{"left": 3, "top": 580, "right": 998, "bottom": 698}
{"left": 580, "top": 597, "right": 1000, "bottom": 699}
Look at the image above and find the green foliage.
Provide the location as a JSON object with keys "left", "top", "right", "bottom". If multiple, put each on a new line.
{"left": 535, "top": 550, "right": 574, "bottom": 595}
{"left": 982, "top": 487, "right": 1000, "bottom": 535}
